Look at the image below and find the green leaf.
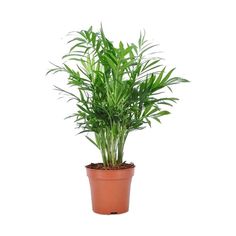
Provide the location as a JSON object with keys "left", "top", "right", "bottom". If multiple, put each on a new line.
{"left": 152, "top": 116, "right": 161, "bottom": 123}
{"left": 156, "top": 110, "right": 171, "bottom": 117}
{"left": 86, "top": 136, "right": 98, "bottom": 148}
{"left": 77, "top": 104, "right": 90, "bottom": 114}
{"left": 142, "top": 104, "right": 153, "bottom": 117}
{"left": 103, "top": 54, "right": 117, "bottom": 71}
{"left": 167, "top": 77, "right": 190, "bottom": 85}
{"left": 140, "top": 44, "right": 159, "bottom": 55}
{"left": 146, "top": 107, "right": 159, "bottom": 116}
{"left": 161, "top": 68, "right": 175, "bottom": 85}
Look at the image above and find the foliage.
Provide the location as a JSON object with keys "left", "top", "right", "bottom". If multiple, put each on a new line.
{"left": 47, "top": 26, "right": 189, "bottom": 167}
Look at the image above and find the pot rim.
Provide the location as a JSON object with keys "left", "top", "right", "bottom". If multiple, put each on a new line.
{"left": 85, "top": 164, "right": 135, "bottom": 171}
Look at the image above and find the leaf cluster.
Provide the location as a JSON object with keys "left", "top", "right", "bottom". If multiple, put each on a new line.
{"left": 47, "top": 26, "right": 189, "bottom": 166}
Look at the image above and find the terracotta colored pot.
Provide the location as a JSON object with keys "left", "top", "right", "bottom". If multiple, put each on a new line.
{"left": 86, "top": 166, "right": 135, "bottom": 214}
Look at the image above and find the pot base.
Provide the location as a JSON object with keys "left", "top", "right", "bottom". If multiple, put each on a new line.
{"left": 93, "top": 209, "right": 128, "bottom": 215}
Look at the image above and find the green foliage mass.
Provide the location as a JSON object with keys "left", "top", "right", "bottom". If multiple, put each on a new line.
{"left": 47, "top": 26, "right": 189, "bottom": 167}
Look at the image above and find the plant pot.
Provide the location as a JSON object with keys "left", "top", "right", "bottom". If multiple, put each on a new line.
{"left": 86, "top": 166, "right": 135, "bottom": 214}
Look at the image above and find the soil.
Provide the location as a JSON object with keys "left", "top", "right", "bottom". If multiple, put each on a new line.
{"left": 86, "top": 162, "right": 135, "bottom": 170}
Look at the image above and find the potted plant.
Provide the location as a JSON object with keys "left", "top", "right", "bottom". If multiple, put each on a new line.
{"left": 47, "top": 26, "right": 189, "bottom": 214}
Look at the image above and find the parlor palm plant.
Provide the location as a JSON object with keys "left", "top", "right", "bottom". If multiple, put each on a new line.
{"left": 47, "top": 26, "right": 188, "bottom": 168}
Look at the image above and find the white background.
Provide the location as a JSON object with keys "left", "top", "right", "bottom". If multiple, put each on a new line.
{"left": 0, "top": 0, "right": 235, "bottom": 235}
